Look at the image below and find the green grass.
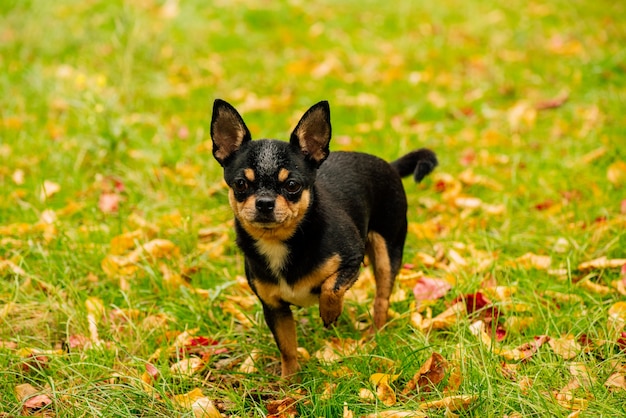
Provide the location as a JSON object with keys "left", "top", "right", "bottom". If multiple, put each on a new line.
{"left": 1, "top": 0, "right": 626, "bottom": 416}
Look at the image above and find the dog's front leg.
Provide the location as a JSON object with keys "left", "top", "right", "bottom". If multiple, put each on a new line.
{"left": 262, "top": 302, "right": 300, "bottom": 378}
{"left": 319, "top": 269, "right": 359, "bottom": 328}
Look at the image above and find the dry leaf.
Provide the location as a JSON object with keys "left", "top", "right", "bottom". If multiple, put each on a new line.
{"left": 515, "top": 253, "right": 551, "bottom": 270}
{"left": 607, "top": 161, "right": 626, "bottom": 187}
{"left": 359, "top": 388, "right": 376, "bottom": 401}
{"left": 499, "top": 335, "right": 550, "bottom": 361}
{"left": 548, "top": 336, "right": 581, "bottom": 360}
{"left": 239, "top": 349, "right": 261, "bottom": 374}
{"left": 604, "top": 373, "right": 626, "bottom": 391}
{"left": 15, "top": 383, "right": 53, "bottom": 412}
{"left": 577, "top": 278, "right": 612, "bottom": 295}
{"left": 266, "top": 397, "right": 299, "bottom": 418}
{"left": 40, "top": 180, "right": 61, "bottom": 200}
{"left": 376, "top": 381, "right": 397, "bottom": 406}
{"left": 170, "top": 357, "right": 205, "bottom": 376}
{"left": 419, "top": 394, "right": 477, "bottom": 411}
{"left": 403, "top": 353, "right": 447, "bottom": 394}
{"left": 192, "top": 397, "right": 222, "bottom": 418}
{"left": 608, "top": 301, "right": 626, "bottom": 332}
{"left": 412, "top": 277, "right": 451, "bottom": 304}
{"left": 314, "top": 337, "right": 363, "bottom": 364}
{"left": 363, "top": 411, "right": 428, "bottom": 418}
{"left": 421, "top": 302, "right": 466, "bottom": 331}
{"left": 172, "top": 388, "right": 206, "bottom": 408}
{"left": 578, "top": 257, "right": 626, "bottom": 271}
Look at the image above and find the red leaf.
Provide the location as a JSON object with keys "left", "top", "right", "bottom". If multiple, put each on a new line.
{"left": 98, "top": 192, "right": 121, "bottom": 213}
{"left": 413, "top": 277, "right": 451, "bottom": 303}
{"left": 618, "top": 332, "right": 626, "bottom": 352}
{"left": 534, "top": 199, "right": 554, "bottom": 211}
{"left": 453, "top": 292, "right": 500, "bottom": 322}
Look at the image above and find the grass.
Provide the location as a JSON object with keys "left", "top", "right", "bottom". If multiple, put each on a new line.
{"left": 1, "top": 0, "right": 626, "bottom": 416}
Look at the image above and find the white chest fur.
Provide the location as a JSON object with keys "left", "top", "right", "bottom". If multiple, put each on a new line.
{"left": 254, "top": 239, "right": 289, "bottom": 276}
{"left": 253, "top": 239, "right": 319, "bottom": 307}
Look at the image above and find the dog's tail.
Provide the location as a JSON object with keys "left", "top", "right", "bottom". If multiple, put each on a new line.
{"left": 390, "top": 148, "right": 438, "bottom": 183}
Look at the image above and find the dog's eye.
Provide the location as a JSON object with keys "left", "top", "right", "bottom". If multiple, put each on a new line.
{"left": 233, "top": 179, "right": 248, "bottom": 192}
{"left": 283, "top": 180, "right": 302, "bottom": 194}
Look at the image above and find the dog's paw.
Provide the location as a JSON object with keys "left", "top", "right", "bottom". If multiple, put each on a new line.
{"left": 320, "top": 299, "right": 343, "bottom": 328}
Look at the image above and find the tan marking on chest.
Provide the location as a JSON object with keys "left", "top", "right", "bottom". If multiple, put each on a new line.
{"left": 253, "top": 254, "right": 341, "bottom": 308}
{"left": 254, "top": 239, "right": 289, "bottom": 276}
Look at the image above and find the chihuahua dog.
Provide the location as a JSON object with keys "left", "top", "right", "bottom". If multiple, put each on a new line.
{"left": 210, "top": 99, "right": 437, "bottom": 378}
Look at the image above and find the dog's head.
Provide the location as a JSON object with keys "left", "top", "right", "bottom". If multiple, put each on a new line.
{"left": 210, "top": 99, "right": 331, "bottom": 241}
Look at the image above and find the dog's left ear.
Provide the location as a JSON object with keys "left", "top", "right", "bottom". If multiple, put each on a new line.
{"left": 211, "top": 99, "right": 252, "bottom": 166}
{"left": 290, "top": 101, "right": 331, "bottom": 167}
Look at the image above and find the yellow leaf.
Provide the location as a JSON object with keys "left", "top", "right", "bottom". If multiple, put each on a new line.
{"left": 172, "top": 388, "right": 205, "bottom": 408}
{"left": 607, "top": 161, "right": 626, "bottom": 187}
{"left": 359, "top": 388, "right": 376, "bottom": 401}
{"left": 419, "top": 395, "right": 477, "bottom": 411}
{"left": 608, "top": 301, "right": 626, "bottom": 332}
{"left": 577, "top": 278, "right": 612, "bottom": 295}
{"left": 604, "top": 373, "right": 626, "bottom": 391}
{"left": 421, "top": 302, "right": 466, "bottom": 331}
{"left": 170, "top": 357, "right": 205, "bottom": 376}
{"left": 578, "top": 257, "right": 626, "bottom": 271}
{"left": 40, "top": 180, "right": 61, "bottom": 200}
{"left": 514, "top": 253, "right": 551, "bottom": 270}
{"left": 468, "top": 320, "right": 493, "bottom": 349}
{"left": 192, "top": 397, "right": 222, "bottom": 418}
{"left": 376, "top": 381, "right": 397, "bottom": 406}
{"left": 548, "top": 335, "right": 581, "bottom": 360}
{"left": 239, "top": 349, "right": 261, "bottom": 374}
{"left": 370, "top": 373, "right": 400, "bottom": 386}
{"left": 85, "top": 297, "right": 105, "bottom": 317}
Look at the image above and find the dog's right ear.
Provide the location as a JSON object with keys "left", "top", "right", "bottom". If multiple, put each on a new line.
{"left": 290, "top": 101, "right": 331, "bottom": 167}
{"left": 210, "top": 99, "right": 252, "bottom": 166}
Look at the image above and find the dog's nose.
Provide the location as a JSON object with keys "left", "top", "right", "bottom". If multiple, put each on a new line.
{"left": 255, "top": 196, "right": 275, "bottom": 214}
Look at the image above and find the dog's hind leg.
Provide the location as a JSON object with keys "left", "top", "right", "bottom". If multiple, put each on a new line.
{"left": 367, "top": 231, "right": 403, "bottom": 330}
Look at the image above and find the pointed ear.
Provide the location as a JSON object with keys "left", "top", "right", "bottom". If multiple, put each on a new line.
{"left": 210, "top": 99, "right": 252, "bottom": 166}
{"left": 289, "top": 101, "right": 331, "bottom": 167}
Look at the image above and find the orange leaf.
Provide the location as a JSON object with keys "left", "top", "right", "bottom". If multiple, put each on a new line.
{"left": 403, "top": 352, "right": 447, "bottom": 394}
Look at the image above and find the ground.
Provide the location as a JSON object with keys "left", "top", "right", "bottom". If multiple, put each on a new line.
{"left": 1, "top": 0, "right": 626, "bottom": 416}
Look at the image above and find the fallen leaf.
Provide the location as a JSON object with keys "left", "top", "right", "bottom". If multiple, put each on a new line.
{"left": 359, "top": 388, "right": 376, "bottom": 401}
{"left": 403, "top": 352, "right": 447, "bottom": 394}
{"left": 192, "top": 397, "right": 222, "bottom": 418}
{"left": 578, "top": 257, "right": 626, "bottom": 271}
{"left": 363, "top": 411, "right": 427, "bottom": 418}
{"left": 604, "top": 373, "right": 626, "bottom": 391}
{"left": 607, "top": 161, "right": 626, "bottom": 187}
{"left": 239, "top": 349, "right": 261, "bottom": 374}
{"left": 314, "top": 337, "right": 364, "bottom": 364}
{"left": 15, "top": 383, "right": 53, "bottom": 413}
{"left": 608, "top": 301, "right": 626, "bottom": 334}
{"left": 172, "top": 388, "right": 209, "bottom": 409}
{"left": 499, "top": 335, "right": 550, "bottom": 361}
{"left": 453, "top": 292, "right": 500, "bottom": 323}
{"left": 535, "top": 91, "right": 569, "bottom": 110}
{"left": 40, "top": 180, "right": 61, "bottom": 200}
{"left": 577, "top": 278, "right": 612, "bottom": 295}
{"left": 548, "top": 335, "right": 581, "bottom": 360}
{"left": 412, "top": 277, "right": 451, "bottom": 304}
{"left": 343, "top": 402, "right": 354, "bottom": 418}
{"left": 266, "top": 397, "right": 299, "bottom": 418}
{"left": 419, "top": 394, "right": 477, "bottom": 411}
{"left": 420, "top": 302, "right": 466, "bottom": 331}
{"left": 376, "top": 381, "right": 397, "bottom": 407}
{"left": 515, "top": 253, "right": 551, "bottom": 270}
{"left": 99, "top": 192, "right": 121, "bottom": 213}
{"left": 170, "top": 357, "right": 205, "bottom": 376}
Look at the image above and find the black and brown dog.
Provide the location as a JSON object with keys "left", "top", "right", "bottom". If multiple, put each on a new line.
{"left": 210, "top": 99, "right": 437, "bottom": 378}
